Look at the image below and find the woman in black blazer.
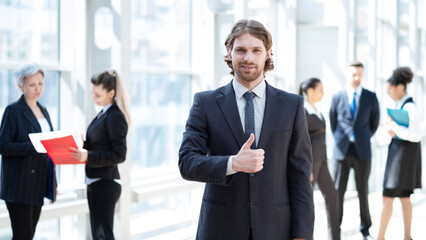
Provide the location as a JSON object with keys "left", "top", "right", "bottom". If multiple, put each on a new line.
{"left": 0, "top": 63, "right": 57, "bottom": 239}
{"left": 71, "top": 70, "right": 130, "bottom": 240}
{"left": 377, "top": 67, "right": 422, "bottom": 240}
{"left": 299, "top": 78, "right": 340, "bottom": 240}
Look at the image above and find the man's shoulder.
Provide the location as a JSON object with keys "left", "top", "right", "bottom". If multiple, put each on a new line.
{"left": 330, "top": 89, "right": 346, "bottom": 101}
{"left": 195, "top": 88, "right": 221, "bottom": 97}
{"left": 267, "top": 84, "right": 301, "bottom": 102}
{"left": 361, "top": 87, "right": 377, "bottom": 97}
{"left": 334, "top": 88, "right": 346, "bottom": 95}
{"left": 195, "top": 88, "right": 225, "bottom": 101}
{"left": 195, "top": 82, "right": 232, "bottom": 99}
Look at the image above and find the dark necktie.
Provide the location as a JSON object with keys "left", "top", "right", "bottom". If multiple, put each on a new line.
{"left": 351, "top": 91, "right": 356, "bottom": 119}
{"left": 243, "top": 92, "right": 256, "bottom": 149}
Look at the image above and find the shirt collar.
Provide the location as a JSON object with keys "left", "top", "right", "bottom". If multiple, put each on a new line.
{"left": 345, "top": 84, "right": 362, "bottom": 97}
{"left": 233, "top": 79, "right": 266, "bottom": 99}
{"left": 102, "top": 103, "right": 113, "bottom": 113}
{"left": 395, "top": 94, "right": 410, "bottom": 109}
{"left": 304, "top": 101, "right": 317, "bottom": 115}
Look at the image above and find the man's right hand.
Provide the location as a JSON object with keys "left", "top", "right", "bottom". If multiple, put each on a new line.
{"left": 232, "top": 133, "right": 265, "bottom": 173}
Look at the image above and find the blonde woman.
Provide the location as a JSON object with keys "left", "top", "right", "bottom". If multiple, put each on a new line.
{"left": 71, "top": 70, "right": 130, "bottom": 240}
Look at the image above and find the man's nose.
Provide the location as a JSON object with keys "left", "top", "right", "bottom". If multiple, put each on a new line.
{"left": 244, "top": 52, "right": 253, "bottom": 61}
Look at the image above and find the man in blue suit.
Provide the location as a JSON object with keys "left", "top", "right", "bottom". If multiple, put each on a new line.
{"left": 329, "top": 61, "right": 380, "bottom": 240}
{"left": 179, "top": 19, "right": 314, "bottom": 240}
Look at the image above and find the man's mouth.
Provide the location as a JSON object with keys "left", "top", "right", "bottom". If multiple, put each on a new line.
{"left": 241, "top": 65, "right": 256, "bottom": 70}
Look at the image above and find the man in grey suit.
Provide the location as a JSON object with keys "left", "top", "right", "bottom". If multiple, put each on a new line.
{"left": 179, "top": 19, "right": 314, "bottom": 240}
{"left": 329, "top": 61, "right": 380, "bottom": 240}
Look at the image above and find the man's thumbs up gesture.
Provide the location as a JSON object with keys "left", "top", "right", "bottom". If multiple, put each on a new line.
{"left": 232, "top": 133, "right": 265, "bottom": 173}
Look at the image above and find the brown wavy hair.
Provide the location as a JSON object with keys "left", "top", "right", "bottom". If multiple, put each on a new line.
{"left": 224, "top": 19, "right": 274, "bottom": 76}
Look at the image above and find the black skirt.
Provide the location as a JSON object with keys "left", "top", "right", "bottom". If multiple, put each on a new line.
{"left": 383, "top": 139, "right": 422, "bottom": 194}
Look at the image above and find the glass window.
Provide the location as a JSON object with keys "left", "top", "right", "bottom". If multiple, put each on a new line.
{"left": 131, "top": 0, "right": 191, "bottom": 69}
{"left": 248, "top": 0, "right": 276, "bottom": 38}
{"left": 355, "top": 0, "right": 369, "bottom": 33}
{"left": 130, "top": 0, "right": 192, "bottom": 174}
{"left": 0, "top": 70, "right": 19, "bottom": 112}
{"left": 94, "top": 7, "right": 114, "bottom": 50}
{"left": 130, "top": 73, "right": 191, "bottom": 171}
{"left": 0, "top": 1, "right": 58, "bottom": 63}
{"left": 40, "top": 71, "right": 60, "bottom": 129}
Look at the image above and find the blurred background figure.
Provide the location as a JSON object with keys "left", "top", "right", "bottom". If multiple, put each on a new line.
{"left": 0, "top": 63, "right": 57, "bottom": 239}
{"left": 377, "top": 67, "right": 422, "bottom": 240}
{"left": 329, "top": 61, "right": 380, "bottom": 240}
{"left": 70, "top": 70, "right": 130, "bottom": 240}
{"left": 300, "top": 78, "right": 340, "bottom": 240}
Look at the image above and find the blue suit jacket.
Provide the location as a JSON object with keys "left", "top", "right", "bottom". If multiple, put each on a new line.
{"left": 329, "top": 88, "right": 380, "bottom": 161}
{"left": 0, "top": 95, "right": 57, "bottom": 206}
{"left": 179, "top": 81, "right": 314, "bottom": 240}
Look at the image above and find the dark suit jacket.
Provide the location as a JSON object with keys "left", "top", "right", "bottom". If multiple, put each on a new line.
{"left": 329, "top": 88, "right": 380, "bottom": 161}
{"left": 179, "top": 81, "right": 314, "bottom": 240}
{"left": 85, "top": 103, "right": 128, "bottom": 179}
{"left": 305, "top": 111, "right": 327, "bottom": 179}
{"left": 0, "top": 95, "right": 57, "bottom": 206}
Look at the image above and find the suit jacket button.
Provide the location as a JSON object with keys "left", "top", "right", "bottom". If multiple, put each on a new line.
{"left": 246, "top": 202, "right": 250, "bottom": 208}
{"left": 250, "top": 173, "right": 255, "bottom": 176}
{"left": 31, "top": 170, "right": 35, "bottom": 174}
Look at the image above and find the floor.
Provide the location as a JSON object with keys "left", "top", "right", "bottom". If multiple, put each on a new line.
{"left": 313, "top": 190, "right": 426, "bottom": 240}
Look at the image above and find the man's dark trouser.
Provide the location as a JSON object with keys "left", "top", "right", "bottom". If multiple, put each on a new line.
{"left": 334, "top": 144, "right": 372, "bottom": 236}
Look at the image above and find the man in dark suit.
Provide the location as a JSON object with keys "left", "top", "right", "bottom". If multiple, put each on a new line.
{"left": 329, "top": 61, "right": 380, "bottom": 240}
{"left": 179, "top": 19, "right": 314, "bottom": 240}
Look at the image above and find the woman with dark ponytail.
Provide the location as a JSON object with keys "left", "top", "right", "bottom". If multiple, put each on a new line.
{"left": 300, "top": 78, "right": 340, "bottom": 240}
{"left": 70, "top": 70, "right": 130, "bottom": 240}
{"left": 377, "top": 67, "right": 422, "bottom": 240}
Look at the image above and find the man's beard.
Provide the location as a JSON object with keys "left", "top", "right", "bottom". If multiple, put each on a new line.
{"left": 233, "top": 63, "right": 264, "bottom": 82}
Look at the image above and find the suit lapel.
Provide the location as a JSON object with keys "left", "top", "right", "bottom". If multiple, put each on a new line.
{"left": 216, "top": 82, "right": 246, "bottom": 148}
{"left": 87, "top": 104, "right": 115, "bottom": 137}
{"left": 257, "top": 83, "right": 282, "bottom": 149}
{"left": 341, "top": 91, "right": 352, "bottom": 120}
{"left": 354, "top": 88, "right": 365, "bottom": 120}
{"left": 87, "top": 111, "right": 105, "bottom": 137}
{"left": 18, "top": 96, "right": 41, "bottom": 132}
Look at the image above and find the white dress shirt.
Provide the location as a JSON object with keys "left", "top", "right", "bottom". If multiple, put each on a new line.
{"left": 388, "top": 95, "right": 422, "bottom": 142}
{"left": 38, "top": 118, "right": 51, "bottom": 133}
{"left": 226, "top": 79, "right": 266, "bottom": 175}
{"left": 345, "top": 84, "right": 362, "bottom": 114}
{"left": 304, "top": 101, "right": 323, "bottom": 120}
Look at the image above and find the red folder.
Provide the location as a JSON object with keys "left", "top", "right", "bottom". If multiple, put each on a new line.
{"left": 40, "top": 135, "right": 85, "bottom": 165}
